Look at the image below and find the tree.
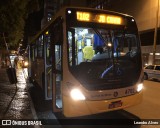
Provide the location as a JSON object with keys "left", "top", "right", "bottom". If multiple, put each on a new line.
{"left": 0, "top": 0, "right": 42, "bottom": 50}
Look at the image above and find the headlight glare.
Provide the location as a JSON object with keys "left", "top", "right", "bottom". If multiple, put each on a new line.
{"left": 137, "top": 83, "right": 143, "bottom": 92}
{"left": 70, "top": 88, "right": 86, "bottom": 100}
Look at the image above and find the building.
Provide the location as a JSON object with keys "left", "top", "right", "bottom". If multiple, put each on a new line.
{"left": 41, "top": 0, "right": 87, "bottom": 28}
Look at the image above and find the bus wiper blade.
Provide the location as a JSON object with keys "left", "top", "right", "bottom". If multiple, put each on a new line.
{"left": 101, "top": 65, "right": 113, "bottom": 78}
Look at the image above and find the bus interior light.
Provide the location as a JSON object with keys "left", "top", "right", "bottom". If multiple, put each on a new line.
{"left": 108, "top": 42, "right": 112, "bottom": 47}
{"left": 70, "top": 88, "right": 86, "bottom": 100}
{"left": 137, "top": 83, "right": 143, "bottom": 92}
{"left": 45, "top": 31, "right": 49, "bottom": 35}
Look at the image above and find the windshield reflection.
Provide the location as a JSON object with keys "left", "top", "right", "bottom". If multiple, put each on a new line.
{"left": 67, "top": 27, "right": 141, "bottom": 90}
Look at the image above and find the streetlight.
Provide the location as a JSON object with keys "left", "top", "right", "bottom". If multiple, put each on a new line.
{"left": 153, "top": 0, "right": 159, "bottom": 65}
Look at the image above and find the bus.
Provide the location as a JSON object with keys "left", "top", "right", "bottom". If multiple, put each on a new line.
{"left": 28, "top": 7, "right": 143, "bottom": 117}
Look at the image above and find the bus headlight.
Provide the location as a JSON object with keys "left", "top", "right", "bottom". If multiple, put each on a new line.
{"left": 70, "top": 88, "right": 86, "bottom": 100}
{"left": 137, "top": 83, "right": 143, "bottom": 92}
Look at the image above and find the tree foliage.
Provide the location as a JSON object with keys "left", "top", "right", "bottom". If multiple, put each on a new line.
{"left": 0, "top": 0, "right": 41, "bottom": 49}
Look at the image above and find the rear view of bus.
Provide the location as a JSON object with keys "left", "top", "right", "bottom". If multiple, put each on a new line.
{"left": 62, "top": 8, "right": 143, "bottom": 117}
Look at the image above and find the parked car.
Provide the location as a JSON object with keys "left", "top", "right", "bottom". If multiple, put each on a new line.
{"left": 144, "top": 65, "right": 160, "bottom": 81}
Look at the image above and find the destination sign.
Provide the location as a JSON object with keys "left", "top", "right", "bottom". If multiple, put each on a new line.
{"left": 76, "top": 11, "right": 124, "bottom": 25}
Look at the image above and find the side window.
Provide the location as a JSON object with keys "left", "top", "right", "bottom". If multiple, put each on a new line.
{"left": 37, "top": 35, "right": 43, "bottom": 58}
{"left": 55, "top": 45, "right": 61, "bottom": 71}
{"left": 155, "top": 66, "right": 160, "bottom": 71}
{"left": 34, "top": 42, "right": 38, "bottom": 58}
{"left": 68, "top": 31, "right": 73, "bottom": 66}
{"left": 46, "top": 34, "right": 51, "bottom": 65}
{"left": 51, "top": 17, "right": 63, "bottom": 72}
{"left": 52, "top": 20, "right": 63, "bottom": 44}
{"left": 31, "top": 45, "right": 35, "bottom": 61}
{"left": 145, "top": 65, "right": 154, "bottom": 70}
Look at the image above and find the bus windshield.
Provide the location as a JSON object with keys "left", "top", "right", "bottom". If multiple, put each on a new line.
{"left": 67, "top": 27, "right": 142, "bottom": 90}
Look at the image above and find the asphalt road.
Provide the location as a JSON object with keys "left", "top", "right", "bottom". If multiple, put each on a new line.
{"left": 125, "top": 80, "right": 160, "bottom": 119}
{"left": 125, "top": 80, "right": 160, "bottom": 128}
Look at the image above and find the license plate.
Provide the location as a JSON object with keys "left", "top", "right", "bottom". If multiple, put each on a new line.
{"left": 108, "top": 100, "right": 123, "bottom": 109}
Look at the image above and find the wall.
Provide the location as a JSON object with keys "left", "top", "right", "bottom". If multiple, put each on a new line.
{"left": 67, "top": 0, "right": 87, "bottom": 7}
{"left": 109, "top": 0, "right": 159, "bottom": 32}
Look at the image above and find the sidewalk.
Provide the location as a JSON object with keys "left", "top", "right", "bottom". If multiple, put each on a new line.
{"left": 0, "top": 68, "right": 37, "bottom": 127}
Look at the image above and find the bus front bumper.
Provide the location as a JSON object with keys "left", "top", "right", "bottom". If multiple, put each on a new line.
{"left": 63, "top": 91, "right": 143, "bottom": 117}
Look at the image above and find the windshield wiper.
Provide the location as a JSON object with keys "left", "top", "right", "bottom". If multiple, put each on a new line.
{"left": 100, "top": 65, "right": 113, "bottom": 78}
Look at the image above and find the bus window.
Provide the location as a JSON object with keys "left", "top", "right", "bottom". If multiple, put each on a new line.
{"left": 55, "top": 45, "right": 62, "bottom": 71}
{"left": 67, "top": 27, "right": 141, "bottom": 89}
{"left": 123, "top": 34, "right": 138, "bottom": 57}
{"left": 34, "top": 43, "right": 37, "bottom": 59}
{"left": 31, "top": 46, "right": 35, "bottom": 61}
{"left": 51, "top": 17, "right": 63, "bottom": 110}
{"left": 37, "top": 35, "right": 44, "bottom": 58}
{"left": 68, "top": 31, "right": 72, "bottom": 66}
{"left": 46, "top": 35, "right": 51, "bottom": 65}
{"left": 55, "top": 44, "right": 62, "bottom": 95}
{"left": 68, "top": 28, "right": 95, "bottom": 65}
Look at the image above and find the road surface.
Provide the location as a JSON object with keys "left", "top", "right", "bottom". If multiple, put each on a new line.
{"left": 125, "top": 80, "right": 160, "bottom": 128}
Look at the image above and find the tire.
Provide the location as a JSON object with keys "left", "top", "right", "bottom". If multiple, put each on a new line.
{"left": 144, "top": 73, "right": 148, "bottom": 80}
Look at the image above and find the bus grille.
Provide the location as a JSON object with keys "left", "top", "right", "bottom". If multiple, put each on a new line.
{"left": 83, "top": 81, "right": 135, "bottom": 91}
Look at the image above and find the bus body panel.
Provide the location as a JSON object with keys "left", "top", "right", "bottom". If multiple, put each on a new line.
{"left": 63, "top": 91, "right": 143, "bottom": 117}
{"left": 62, "top": 65, "right": 143, "bottom": 117}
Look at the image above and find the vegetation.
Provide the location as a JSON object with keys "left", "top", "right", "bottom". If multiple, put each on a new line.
{"left": 0, "top": 0, "right": 42, "bottom": 49}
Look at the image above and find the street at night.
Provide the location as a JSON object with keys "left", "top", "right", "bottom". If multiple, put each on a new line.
{"left": 1, "top": 67, "right": 160, "bottom": 127}
{"left": 1, "top": 0, "right": 160, "bottom": 128}
{"left": 125, "top": 81, "right": 160, "bottom": 128}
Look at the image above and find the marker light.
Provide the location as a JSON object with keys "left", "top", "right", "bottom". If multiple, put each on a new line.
{"left": 45, "top": 31, "right": 49, "bottom": 35}
{"left": 68, "top": 10, "right": 71, "bottom": 14}
{"left": 70, "top": 89, "right": 86, "bottom": 100}
{"left": 137, "top": 83, "right": 143, "bottom": 92}
{"left": 132, "top": 19, "right": 135, "bottom": 22}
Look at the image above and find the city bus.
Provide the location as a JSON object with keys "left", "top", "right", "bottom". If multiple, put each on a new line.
{"left": 28, "top": 7, "right": 143, "bottom": 117}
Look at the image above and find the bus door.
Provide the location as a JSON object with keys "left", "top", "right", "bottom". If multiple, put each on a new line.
{"left": 52, "top": 45, "right": 62, "bottom": 111}
{"left": 44, "top": 34, "right": 52, "bottom": 100}
{"left": 52, "top": 17, "right": 63, "bottom": 112}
